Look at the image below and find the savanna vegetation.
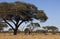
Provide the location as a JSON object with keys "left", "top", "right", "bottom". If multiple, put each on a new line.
{"left": 0, "top": 1, "right": 60, "bottom": 39}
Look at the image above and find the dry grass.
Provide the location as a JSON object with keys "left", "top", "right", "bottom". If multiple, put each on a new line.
{"left": 0, "top": 33, "right": 60, "bottom": 39}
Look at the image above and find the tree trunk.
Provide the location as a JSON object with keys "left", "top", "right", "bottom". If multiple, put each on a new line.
{"left": 13, "top": 27, "right": 18, "bottom": 35}
{"left": 13, "top": 30, "right": 17, "bottom": 35}
{"left": 13, "top": 20, "right": 18, "bottom": 35}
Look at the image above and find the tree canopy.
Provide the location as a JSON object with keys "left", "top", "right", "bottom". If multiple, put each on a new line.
{"left": 43, "top": 26, "right": 58, "bottom": 34}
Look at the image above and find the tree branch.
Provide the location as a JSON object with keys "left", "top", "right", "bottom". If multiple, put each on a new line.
{"left": 16, "top": 21, "right": 19, "bottom": 26}
{"left": 2, "top": 17, "right": 14, "bottom": 30}
{"left": 17, "top": 20, "right": 24, "bottom": 28}
{"left": 10, "top": 19, "right": 16, "bottom": 26}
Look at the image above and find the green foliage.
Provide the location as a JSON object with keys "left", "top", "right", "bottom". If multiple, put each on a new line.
{"left": 0, "top": 1, "right": 48, "bottom": 22}
{"left": 0, "top": 22, "right": 7, "bottom": 27}
{"left": 0, "top": 22, "right": 8, "bottom": 32}
{"left": 36, "top": 10, "right": 48, "bottom": 22}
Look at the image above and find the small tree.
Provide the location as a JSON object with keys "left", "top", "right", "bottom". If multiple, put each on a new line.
{"left": 26, "top": 23, "right": 40, "bottom": 34}
{"left": 49, "top": 26, "right": 58, "bottom": 34}
{"left": 0, "top": 22, "right": 8, "bottom": 32}
{"left": 43, "top": 26, "right": 58, "bottom": 34}
{"left": 8, "top": 28, "right": 13, "bottom": 32}
{"left": 24, "top": 28, "right": 31, "bottom": 35}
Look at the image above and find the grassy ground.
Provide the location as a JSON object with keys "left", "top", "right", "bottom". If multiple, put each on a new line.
{"left": 0, "top": 33, "right": 60, "bottom": 39}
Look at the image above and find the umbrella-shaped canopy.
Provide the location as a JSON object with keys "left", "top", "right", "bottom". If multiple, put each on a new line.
{"left": 27, "top": 23, "right": 40, "bottom": 27}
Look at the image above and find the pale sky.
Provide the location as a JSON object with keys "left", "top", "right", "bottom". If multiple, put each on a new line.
{"left": 0, "top": 0, "right": 60, "bottom": 30}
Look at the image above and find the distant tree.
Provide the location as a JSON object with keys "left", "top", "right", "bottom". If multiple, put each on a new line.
{"left": 8, "top": 28, "right": 13, "bottom": 32}
{"left": 0, "top": 22, "right": 8, "bottom": 32}
{"left": 0, "top": 1, "right": 48, "bottom": 35}
{"left": 43, "top": 26, "right": 58, "bottom": 34}
{"left": 24, "top": 28, "right": 31, "bottom": 35}
{"left": 0, "top": 27, "right": 3, "bottom": 32}
{"left": 25, "top": 22, "right": 40, "bottom": 34}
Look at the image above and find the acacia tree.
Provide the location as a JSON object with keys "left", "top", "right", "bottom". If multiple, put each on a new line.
{"left": 43, "top": 26, "right": 58, "bottom": 34}
{"left": 49, "top": 26, "right": 58, "bottom": 34}
{"left": 24, "top": 23, "right": 40, "bottom": 35}
{"left": 0, "top": 1, "right": 48, "bottom": 35}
